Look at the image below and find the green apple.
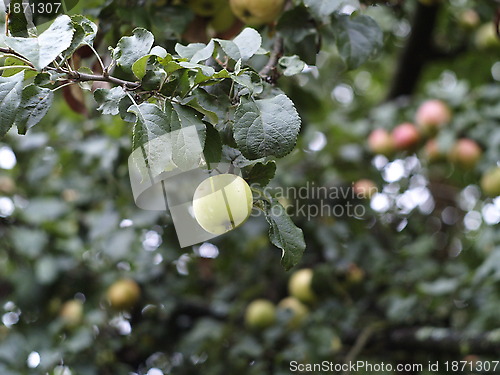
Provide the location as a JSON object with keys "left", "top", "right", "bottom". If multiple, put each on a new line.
{"left": 278, "top": 297, "right": 309, "bottom": 328}
{"left": 189, "top": 0, "right": 226, "bottom": 17}
{"left": 107, "top": 279, "right": 141, "bottom": 310}
{"left": 209, "top": 3, "right": 236, "bottom": 33}
{"left": 481, "top": 167, "right": 500, "bottom": 197}
{"left": 59, "top": 300, "right": 83, "bottom": 326}
{"left": 244, "top": 299, "right": 276, "bottom": 329}
{"left": 475, "top": 23, "right": 500, "bottom": 50}
{"left": 192, "top": 174, "right": 253, "bottom": 235}
{"left": 288, "top": 268, "right": 316, "bottom": 303}
{"left": 229, "top": 0, "right": 285, "bottom": 26}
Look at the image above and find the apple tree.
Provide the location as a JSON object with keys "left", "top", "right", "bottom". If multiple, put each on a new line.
{"left": 1, "top": 0, "right": 500, "bottom": 374}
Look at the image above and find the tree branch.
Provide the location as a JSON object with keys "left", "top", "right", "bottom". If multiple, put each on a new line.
{"left": 344, "top": 326, "right": 500, "bottom": 356}
{"left": 0, "top": 47, "right": 140, "bottom": 90}
{"left": 386, "top": 2, "right": 441, "bottom": 100}
{"left": 259, "top": 36, "right": 284, "bottom": 80}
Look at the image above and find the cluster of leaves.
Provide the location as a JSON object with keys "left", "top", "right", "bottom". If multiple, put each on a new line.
{"left": 0, "top": 0, "right": 385, "bottom": 270}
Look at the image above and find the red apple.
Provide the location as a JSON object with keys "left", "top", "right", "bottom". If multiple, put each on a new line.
{"left": 392, "top": 123, "right": 420, "bottom": 150}
{"left": 423, "top": 139, "right": 444, "bottom": 162}
{"left": 353, "top": 179, "right": 377, "bottom": 199}
{"left": 368, "top": 129, "right": 394, "bottom": 156}
{"left": 448, "top": 138, "right": 482, "bottom": 169}
{"left": 415, "top": 99, "right": 451, "bottom": 134}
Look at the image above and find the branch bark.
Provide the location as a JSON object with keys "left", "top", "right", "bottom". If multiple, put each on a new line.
{"left": 0, "top": 47, "right": 140, "bottom": 90}
{"left": 386, "top": 3, "right": 441, "bottom": 100}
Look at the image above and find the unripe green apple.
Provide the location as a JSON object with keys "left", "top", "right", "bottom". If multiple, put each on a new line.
{"left": 189, "top": 0, "right": 226, "bottom": 16}
{"left": 368, "top": 129, "right": 395, "bottom": 156}
{"left": 353, "top": 179, "right": 377, "bottom": 199}
{"left": 448, "top": 138, "right": 482, "bottom": 169}
{"left": 107, "top": 279, "right": 141, "bottom": 310}
{"left": 192, "top": 174, "right": 253, "bottom": 235}
{"left": 278, "top": 297, "right": 309, "bottom": 328}
{"left": 475, "top": 23, "right": 500, "bottom": 50}
{"left": 244, "top": 299, "right": 276, "bottom": 329}
{"left": 229, "top": 0, "right": 285, "bottom": 26}
{"left": 59, "top": 300, "right": 83, "bottom": 326}
{"left": 481, "top": 167, "right": 500, "bottom": 197}
{"left": 209, "top": 3, "right": 236, "bottom": 33}
{"left": 392, "top": 123, "right": 420, "bottom": 150}
{"left": 415, "top": 99, "right": 451, "bottom": 134}
{"left": 288, "top": 268, "right": 316, "bottom": 303}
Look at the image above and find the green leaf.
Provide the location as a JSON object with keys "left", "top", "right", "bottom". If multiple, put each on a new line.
{"left": 265, "top": 199, "right": 306, "bottom": 271}
{"left": 0, "top": 71, "right": 24, "bottom": 137}
{"left": 246, "top": 161, "right": 276, "bottom": 187}
{"left": 70, "top": 15, "right": 98, "bottom": 45}
{"left": 303, "top": 0, "right": 359, "bottom": 20}
{"left": 170, "top": 103, "right": 207, "bottom": 170}
{"left": 0, "top": 56, "right": 30, "bottom": 77}
{"left": 15, "top": 85, "right": 54, "bottom": 134}
{"left": 5, "top": 15, "right": 75, "bottom": 70}
{"left": 94, "top": 87, "right": 127, "bottom": 116}
{"left": 113, "top": 28, "right": 154, "bottom": 72}
{"left": 128, "top": 103, "right": 170, "bottom": 151}
{"left": 190, "top": 40, "right": 215, "bottom": 63}
{"left": 279, "top": 55, "right": 306, "bottom": 76}
{"left": 175, "top": 42, "right": 206, "bottom": 60}
{"left": 132, "top": 49, "right": 169, "bottom": 80}
{"left": 204, "top": 123, "right": 222, "bottom": 165}
{"left": 234, "top": 94, "right": 301, "bottom": 159}
{"left": 216, "top": 27, "right": 262, "bottom": 61}
{"left": 332, "top": 14, "right": 383, "bottom": 69}
{"left": 129, "top": 103, "right": 171, "bottom": 178}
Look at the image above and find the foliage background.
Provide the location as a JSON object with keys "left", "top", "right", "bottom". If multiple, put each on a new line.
{"left": 1, "top": 0, "right": 500, "bottom": 374}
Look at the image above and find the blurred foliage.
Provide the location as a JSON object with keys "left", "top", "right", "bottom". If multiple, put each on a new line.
{"left": 1, "top": 0, "right": 500, "bottom": 374}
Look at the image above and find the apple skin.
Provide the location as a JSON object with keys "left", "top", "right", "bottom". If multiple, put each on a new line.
{"left": 368, "top": 129, "right": 395, "bottom": 156}
{"left": 392, "top": 123, "right": 421, "bottom": 150}
{"left": 229, "top": 0, "right": 285, "bottom": 26}
{"left": 277, "top": 297, "right": 309, "bottom": 328}
{"left": 189, "top": 0, "right": 226, "bottom": 17}
{"left": 107, "top": 279, "right": 141, "bottom": 310}
{"left": 193, "top": 174, "right": 253, "bottom": 235}
{"left": 60, "top": 300, "right": 83, "bottom": 326}
{"left": 209, "top": 3, "right": 236, "bottom": 33}
{"left": 481, "top": 167, "right": 500, "bottom": 197}
{"left": 353, "top": 179, "right": 377, "bottom": 199}
{"left": 0, "top": 176, "right": 15, "bottom": 194}
{"left": 459, "top": 9, "right": 480, "bottom": 30}
{"left": 448, "top": 139, "right": 482, "bottom": 169}
{"left": 475, "top": 23, "right": 500, "bottom": 50}
{"left": 415, "top": 99, "right": 451, "bottom": 134}
{"left": 423, "top": 139, "right": 444, "bottom": 162}
{"left": 244, "top": 299, "right": 276, "bottom": 329}
{"left": 288, "top": 268, "right": 316, "bottom": 304}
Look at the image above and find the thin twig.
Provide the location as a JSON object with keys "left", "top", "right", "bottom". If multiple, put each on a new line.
{"left": 342, "top": 322, "right": 385, "bottom": 375}
{"left": 259, "top": 36, "right": 284, "bottom": 78}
